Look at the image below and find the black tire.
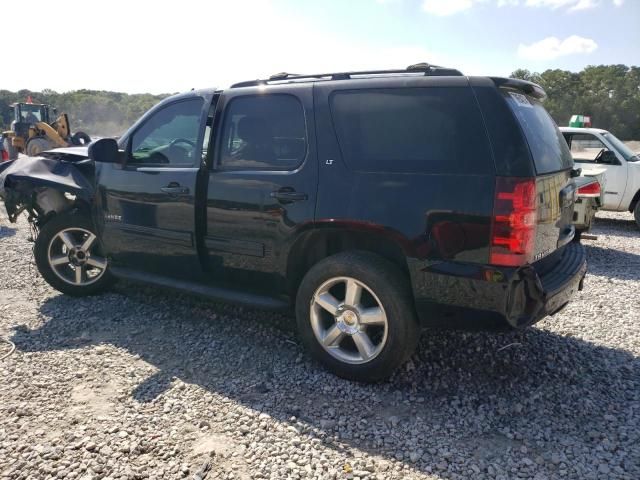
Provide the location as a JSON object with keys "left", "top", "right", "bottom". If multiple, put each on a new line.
{"left": 634, "top": 201, "right": 640, "bottom": 230}
{"left": 34, "top": 212, "right": 114, "bottom": 296}
{"left": 3, "top": 137, "right": 18, "bottom": 160}
{"left": 573, "top": 229, "right": 583, "bottom": 242}
{"left": 25, "top": 137, "right": 56, "bottom": 157}
{"left": 71, "top": 131, "right": 91, "bottom": 146}
{"left": 295, "top": 251, "right": 420, "bottom": 382}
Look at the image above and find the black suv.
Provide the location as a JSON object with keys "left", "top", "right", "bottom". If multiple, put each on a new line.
{"left": 0, "top": 64, "right": 587, "bottom": 382}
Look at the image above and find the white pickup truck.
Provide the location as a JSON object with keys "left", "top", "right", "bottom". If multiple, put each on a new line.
{"left": 560, "top": 127, "right": 640, "bottom": 228}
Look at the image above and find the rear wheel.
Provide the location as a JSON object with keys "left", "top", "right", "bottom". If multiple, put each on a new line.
{"left": 25, "top": 137, "right": 56, "bottom": 157}
{"left": 634, "top": 201, "right": 640, "bottom": 229}
{"left": 295, "top": 251, "right": 420, "bottom": 382}
{"left": 3, "top": 137, "right": 18, "bottom": 160}
{"left": 34, "top": 212, "right": 114, "bottom": 296}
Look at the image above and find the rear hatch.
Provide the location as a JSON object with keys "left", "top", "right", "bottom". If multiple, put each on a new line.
{"left": 502, "top": 89, "right": 576, "bottom": 265}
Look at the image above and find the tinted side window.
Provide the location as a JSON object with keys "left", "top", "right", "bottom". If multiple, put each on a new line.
{"left": 329, "top": 88, "right": 493, "bottom": 175}
{"left": 219, "top": 94, "right": 306, "bottom": 170}
{"left": 130, "top": 99, "right": 204, "bottom": 166}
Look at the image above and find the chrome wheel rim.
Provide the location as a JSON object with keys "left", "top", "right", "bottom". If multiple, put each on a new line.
{"left": 310, "top": 276, "right": 388, "bottom": 365}
{"left": 47, "top": 227, "right": 107, "bottom": 286}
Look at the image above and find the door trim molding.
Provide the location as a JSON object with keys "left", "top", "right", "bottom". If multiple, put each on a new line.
{"left": 204, "top": 235, "right": 265, "bottom": 257}
{"left": 114, "top": 223, "right": 194, "bottom": 247}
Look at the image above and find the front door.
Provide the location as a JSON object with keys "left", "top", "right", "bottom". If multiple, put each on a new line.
{"left": 204, "top": 86, "right": 317, "bottom": 295}
{"left": 565, "top": 132, "right": 628, "bottom": 210}
{"left": 95, "top": 96, "right": 210, "bottom": 280}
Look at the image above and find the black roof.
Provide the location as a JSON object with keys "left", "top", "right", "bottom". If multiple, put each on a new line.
{"left": 230, "top": 63, "right": 464, "bottom": 88}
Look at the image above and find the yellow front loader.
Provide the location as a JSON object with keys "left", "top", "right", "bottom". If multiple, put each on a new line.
{"left": 1, "top": 102, "right": 91, "bottom": 160}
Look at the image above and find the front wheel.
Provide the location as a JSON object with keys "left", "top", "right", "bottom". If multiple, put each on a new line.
{"left": 25, "top": 136, "right": 56, "bottom": 157}
{"left": 295, "top": 251, "right": 420, "bottom": 382}
{"left": 634, "top": 201, "right": 640, "bottom": 230}
{"left": 34, "top": 212, "right": 114, "bottom": 296}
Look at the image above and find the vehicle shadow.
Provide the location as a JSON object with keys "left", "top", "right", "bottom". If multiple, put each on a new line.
{"left": 585, "top": 244, "right": 640, "bottom": 281}
{"left": 11, "top": 287, "right": 640, "bottom": 478}
{"left": 592, "top": 215, "right": 639, "bottom": 239}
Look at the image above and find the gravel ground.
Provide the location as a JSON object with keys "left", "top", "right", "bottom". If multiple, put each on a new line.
{"left": 0, "top": 209, "right": 638, "bottom": 480}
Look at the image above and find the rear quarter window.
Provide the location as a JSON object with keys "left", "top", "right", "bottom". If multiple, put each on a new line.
{"left": 329, "top": 87, "right": 494, "bottom": 175}
{"left": 504, "top": 91, "right": 573, "bottom": 174}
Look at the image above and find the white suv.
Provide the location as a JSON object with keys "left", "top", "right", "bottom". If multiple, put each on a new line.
{"left": 560, "top": 127, "right": 640, "bottom": 228}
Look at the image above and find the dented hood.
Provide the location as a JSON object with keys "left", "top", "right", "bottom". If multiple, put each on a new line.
{"left": 0, "top": 153, "right": 95, "bottom": 221}
{"left": 0, "top": 156, "right": 94, "bottom": 199}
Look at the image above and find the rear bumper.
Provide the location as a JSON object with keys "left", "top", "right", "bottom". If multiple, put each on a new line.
{"left": 572, "top": 196, "right": 600, "bottom": 232}
{"left": 411, "top": 242, "right": 587, "bottom": 328}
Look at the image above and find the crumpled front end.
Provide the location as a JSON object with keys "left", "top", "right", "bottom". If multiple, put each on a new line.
{"left": 0, "top": 153, "right": 94, "bottom": 224}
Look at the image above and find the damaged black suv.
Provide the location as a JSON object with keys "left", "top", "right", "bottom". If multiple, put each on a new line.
{"left": 0, "top": 64, "right": 587, "bottom": 382}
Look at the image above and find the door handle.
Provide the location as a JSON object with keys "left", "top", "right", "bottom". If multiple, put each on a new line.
{"left": 270, "top": 188, "right": 308, "bottom": 203}
{"left": 161, "top": 183, "right": 190, "bottom": 195}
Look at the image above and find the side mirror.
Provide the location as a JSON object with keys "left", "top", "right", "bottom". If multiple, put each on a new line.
{"left": 88, "top": 138, "right": 120, "bottom": 164}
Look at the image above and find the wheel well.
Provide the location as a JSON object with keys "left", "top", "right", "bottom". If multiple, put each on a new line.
{"left": 286, "top": 229, "right": 410, "bottom": 298}
{"left": 629, "top": 189, "right": 640, "bottom": 213}
{"left": 31, "top": 189, "right": 91, "bottom": 227}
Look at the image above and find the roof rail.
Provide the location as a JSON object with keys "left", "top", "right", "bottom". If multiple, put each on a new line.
{"left": 230, "top": 63, "right": 463, "bottom": 88}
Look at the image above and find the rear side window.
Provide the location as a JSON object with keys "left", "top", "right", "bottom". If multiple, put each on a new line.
{"left": 218, "top": 94, "right": 307, "bottom": 171}
{"left": 504, "top": 92, "right": 573, "bottom": 174}
{"left": 329, "top": 87, "right": 493, "bottom": 175}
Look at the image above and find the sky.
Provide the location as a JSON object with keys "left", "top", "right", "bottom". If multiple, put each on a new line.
{"left": 1, "top": 0, "right": 638, "bottom": 94}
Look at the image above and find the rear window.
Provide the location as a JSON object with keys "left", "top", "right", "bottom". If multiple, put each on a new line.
{"left": 504, "top": 91, "right": 573, "bottom": 174}
{"left": 329, "top": 87, "right": 493, "bottom": 175}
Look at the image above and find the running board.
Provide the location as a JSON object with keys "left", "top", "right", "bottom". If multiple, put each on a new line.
{"left": 110, "top": 267, "right": 290, "bottom": 311}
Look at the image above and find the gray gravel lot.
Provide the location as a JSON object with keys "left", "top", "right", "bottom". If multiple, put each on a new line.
{"left": 0, "top": 209, "right": 638, "bottom": 480}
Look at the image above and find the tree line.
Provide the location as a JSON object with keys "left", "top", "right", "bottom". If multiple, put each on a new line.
{"left": 0, "top": 89, "right": 170, "bottom": 138}
{"left": 511, "top": 65, "right": 640, "bottom": 140}
{"left": 1, "top": 64, "right": 639, "bottom": 139}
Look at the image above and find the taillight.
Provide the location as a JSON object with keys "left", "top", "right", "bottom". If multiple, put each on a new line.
{"left": 490, "top": 177, "right": 537, "bottom": 267}
{"left": 1, "top": 149, "right": 8, "bottom": 162}
{"left": 577, "top": 181, "right": 601, "bottom": 197}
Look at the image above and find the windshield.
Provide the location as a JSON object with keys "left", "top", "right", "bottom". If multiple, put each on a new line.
{"left": 603, "top": 132, "right": 637, "bottom": 161}
{"left": 19, "top": 104, "right": 44, "bottom": 122}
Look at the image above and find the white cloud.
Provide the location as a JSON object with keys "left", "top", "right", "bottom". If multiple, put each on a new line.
{"left": 421, "top": 0, "right": 477, "bottom": 16}
{"left": 420, "top": 0, "right": 617, "bottom": 14}
{"left": 524, "top": 0, "right": 597, "bottom": 10}
{"left": 518, "top": 35, "right": 598, "bottom": 60}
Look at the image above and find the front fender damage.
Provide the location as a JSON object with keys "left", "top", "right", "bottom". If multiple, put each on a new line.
{"left": 0, "top": 156, "right": 94, "bottom": 223}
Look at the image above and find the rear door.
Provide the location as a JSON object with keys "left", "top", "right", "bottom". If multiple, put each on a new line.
{"left": 503, "top": 91, "right": 576, "bottom": 261}
{"left": 204, "top": 85, "right": 317, "bottom": 294}
{"left": 95, "top": 96, "right": 210, "bottom": 280}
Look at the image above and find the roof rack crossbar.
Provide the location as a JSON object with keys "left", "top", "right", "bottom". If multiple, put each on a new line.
{"left": 231, "top": 63, "right": 463, "bottom": 88}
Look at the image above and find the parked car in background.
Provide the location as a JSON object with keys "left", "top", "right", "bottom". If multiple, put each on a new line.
{"left": 1, "top": 67, "right": 587, "bottom": 382}
{"left": 572, "top": 175, "right": 604, "bottom": 239}
{"left": 560, "top": 127, "right": 640, "bottom": 228}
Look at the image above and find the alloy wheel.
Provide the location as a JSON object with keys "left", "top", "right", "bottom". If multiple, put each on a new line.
{"left": 310, "top": 276, "right": 388, "bottom": 364}
{"left": 47, "top": 227, "right": 108, "bottom": 286}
